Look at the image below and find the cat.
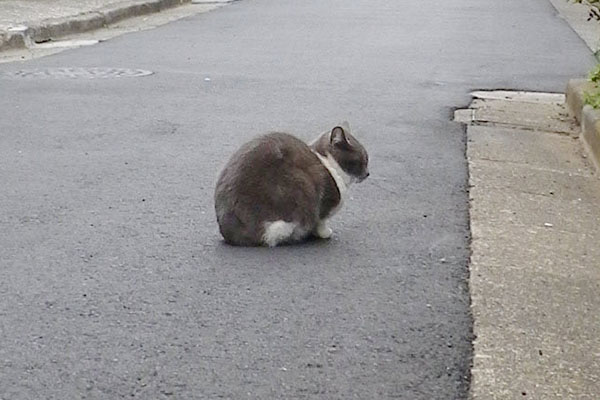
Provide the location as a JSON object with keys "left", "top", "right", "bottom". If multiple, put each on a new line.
{"left": 214, "top": 122, "right": 369, "bottom": 247}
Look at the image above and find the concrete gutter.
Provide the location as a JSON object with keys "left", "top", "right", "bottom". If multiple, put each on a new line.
{"left": 566, "top": 79, "right": 600, "bottom": 170}
{"left": 0, "top": 0, "right": 189, "bottom": 52}
{"left": 457, "top": 92, "right": 600, "bottom": 399}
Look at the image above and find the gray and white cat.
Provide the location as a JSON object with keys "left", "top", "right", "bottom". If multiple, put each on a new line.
{"left": 214, "top": 122, "right": 369, "bottom": 247}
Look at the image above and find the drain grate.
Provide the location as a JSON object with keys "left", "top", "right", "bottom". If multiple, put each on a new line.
{"left": 0, "top": 67, "right": 153, "bottom": 79}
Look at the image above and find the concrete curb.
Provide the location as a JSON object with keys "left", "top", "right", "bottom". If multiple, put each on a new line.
{"left": 566, "top": 78, "right": 600, "bottom": 170}
{"left": 0, "top": 0, "right": 190, "bottom": 52}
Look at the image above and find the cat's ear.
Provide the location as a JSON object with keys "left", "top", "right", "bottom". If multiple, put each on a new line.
{"left": 331, "top": 126, "right": 351, "bottom": 149}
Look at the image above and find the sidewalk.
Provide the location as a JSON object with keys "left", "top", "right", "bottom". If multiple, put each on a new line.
{"left": 456, "top": 92, "right": 600, "bottom": 399}
{"left": 0, "top": 0, "right": 231, "bottom": 52}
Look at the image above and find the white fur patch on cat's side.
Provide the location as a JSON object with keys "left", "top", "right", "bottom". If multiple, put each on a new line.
{"left": 263, "top": 220, "right": 296, "bottom": 247}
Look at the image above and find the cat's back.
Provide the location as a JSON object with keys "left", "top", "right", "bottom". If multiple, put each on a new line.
{"left": 218, "top": 132, "right": 317, "bottom": 185}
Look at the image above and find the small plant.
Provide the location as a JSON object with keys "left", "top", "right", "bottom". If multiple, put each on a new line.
{"left": 585, "top": 64, "right": 600, "bottom": 108}
{"left": 589, "top": 63, "right": 600, "bottom": 82}
{"left": 584, "top": 90, "right": 600, "bottom": 108}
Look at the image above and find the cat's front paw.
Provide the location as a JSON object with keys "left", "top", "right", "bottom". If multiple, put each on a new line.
{"left": 315, "top": 224, "right": 333, "bottom": 239}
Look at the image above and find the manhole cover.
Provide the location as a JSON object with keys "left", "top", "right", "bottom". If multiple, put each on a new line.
{"left": 0, "top": 67, "right": 153, "bottom": 79}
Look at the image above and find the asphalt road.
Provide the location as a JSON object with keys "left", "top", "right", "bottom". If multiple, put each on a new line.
{"left": 0, "top": 1, "right": 593, "bottom": 398}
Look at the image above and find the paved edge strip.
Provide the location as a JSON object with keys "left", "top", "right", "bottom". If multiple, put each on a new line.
{"left": 0, "top": 0, "right": 190, "bottom": 52}
{"left": 464, "top": 95, "right": 600, "bottom": 399}
{"left": 566, "top": 78, "right": 600, "bottom": 170}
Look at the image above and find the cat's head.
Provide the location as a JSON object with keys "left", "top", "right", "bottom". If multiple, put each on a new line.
{"left": 311, "top": 122, "right": 370, "bottom": 183}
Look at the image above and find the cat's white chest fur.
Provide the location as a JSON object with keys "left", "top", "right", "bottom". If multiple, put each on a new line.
{"left": 313, "top": 151, "right": 352, "bottom": 216}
